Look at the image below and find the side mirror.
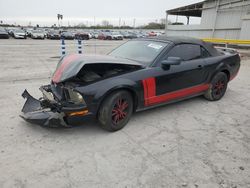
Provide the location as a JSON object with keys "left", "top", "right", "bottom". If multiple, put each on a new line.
{"left": 161, "top": 57, "right": 182, "bottom": 69}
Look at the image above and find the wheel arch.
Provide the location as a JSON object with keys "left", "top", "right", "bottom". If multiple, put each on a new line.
{"left": 221, "top": 69, "right": 230, "bottom": 81}
{"left": 210, "top": 62, "right": 231, "bottom": 83}
{"left": 96, "top": 86, "right": 139, "bottom": 118}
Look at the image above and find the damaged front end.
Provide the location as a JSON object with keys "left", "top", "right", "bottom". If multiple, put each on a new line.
{"left": 20, "top": 84, "right": 90, "bottom": 128}
{"left": 20, "top": 54, "right": 143, "bottom": 127}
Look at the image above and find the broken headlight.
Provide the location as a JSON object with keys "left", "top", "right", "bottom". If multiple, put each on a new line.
{"left": 65, "top": 89, "right": 86, "bottom": 105}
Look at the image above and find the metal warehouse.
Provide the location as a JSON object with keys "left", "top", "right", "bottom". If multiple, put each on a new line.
{"left": 165, "top": 0, "right": 250, "bottom": 40}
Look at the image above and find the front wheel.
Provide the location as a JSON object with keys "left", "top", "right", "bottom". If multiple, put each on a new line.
{"left": 98, "top": 90, "right": 133, "bottom": 132}
{"left": 204, "top": 72, "right": 228, "bottom": 101}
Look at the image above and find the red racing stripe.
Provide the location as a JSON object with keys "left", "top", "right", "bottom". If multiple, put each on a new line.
{"left": 146, "top": 77, "right": 156, "bottom": 98}
{"left": 147, "top": 84, "right": 210, "bottom": 106}
{"left": 142, "top": 77, "right": 209, "bottom": 106}
{"left": 52, "top": 54, "right": 80, "bottom": 83}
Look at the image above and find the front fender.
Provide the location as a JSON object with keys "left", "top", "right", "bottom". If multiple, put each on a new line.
{"left": 75, "top": 78, "right": 141, "bottom": 115}
{"left": 94, "top": 78, "right": 138, "bottom": 100}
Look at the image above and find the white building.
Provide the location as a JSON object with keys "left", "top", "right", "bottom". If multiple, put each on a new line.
{"left": 165, "top": 0, "right": 250, "bottom": 40}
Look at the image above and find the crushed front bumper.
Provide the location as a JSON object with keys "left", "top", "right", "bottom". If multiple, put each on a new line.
{"left": 20, "top": 90, "right": 91, "bottom": 128}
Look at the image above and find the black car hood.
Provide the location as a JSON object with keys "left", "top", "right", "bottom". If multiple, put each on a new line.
{"left": 52, "top": 54, "right": 144, "bottom": 83}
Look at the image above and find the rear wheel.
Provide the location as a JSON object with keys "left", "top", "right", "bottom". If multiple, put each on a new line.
{"left": 98, "top": 90, "right": 133, "bottom": 132}
{"left": 204, "top": 72, "right": 228, "bottom": 101}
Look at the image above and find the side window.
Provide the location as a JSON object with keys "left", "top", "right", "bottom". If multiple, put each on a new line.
{"left": 166, "top": 44, "right": 201, "bottom": 61}
{"left": 200, "top": 46, "right": 211, "bottom": 58}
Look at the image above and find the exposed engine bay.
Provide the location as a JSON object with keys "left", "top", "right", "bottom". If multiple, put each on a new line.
{"left": 75, "top": 63, "right": 140, "bottom": 83}
{"left": 20, "top": 53, "right": 144, "bottom": 127}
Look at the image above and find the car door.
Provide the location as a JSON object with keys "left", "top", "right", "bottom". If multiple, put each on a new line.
{"left": 156, "top": 43, "right": 209, "bottom": 94}
{"left": 142, "top": 44, "right": 209, "bottom": 106}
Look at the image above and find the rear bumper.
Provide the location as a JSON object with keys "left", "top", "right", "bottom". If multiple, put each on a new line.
{"left": 0, "top": 34, "right": 9, "bottom": 39}
{"left": 49, "top": 36, "right": 60, "bottom": 39}
{"left": 20, "top": 90, "right": 93, "bottom": 128}
{"left": 32, "top": 36, "right": 44, "bottom": 39}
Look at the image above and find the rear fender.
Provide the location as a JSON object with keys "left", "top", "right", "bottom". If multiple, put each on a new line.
{"left": 209, "top": 53, "right": 240, "bottom": 82}
{"left": 209, "top": 62, "right": 230, "bottom": 82}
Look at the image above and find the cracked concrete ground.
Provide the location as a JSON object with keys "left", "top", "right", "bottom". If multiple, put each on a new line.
{"left": 0, "top": 39, "right": 249, "bottom": 188}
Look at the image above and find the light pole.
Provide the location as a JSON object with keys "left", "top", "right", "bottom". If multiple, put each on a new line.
{"left": 57, "top": 14, "right": 63, "bottom": 27}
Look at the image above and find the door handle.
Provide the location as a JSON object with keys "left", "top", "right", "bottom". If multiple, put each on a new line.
{"left": 197, "top": 65, "right": 203, "bottom": 69}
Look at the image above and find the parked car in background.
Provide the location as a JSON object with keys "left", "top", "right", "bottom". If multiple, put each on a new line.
{"left": 30, "top": 30, "right": 45, "bottom": 39}
{"left": 25, "top": 28, "right": 34, "bottom": 37}
{"left": 75, "top": 31, "right": 90, "bottom": 40}
{"left": 0, "top": 28, "right": 9, "bottom": 39}
{"left": 134, "top": 31, "right": 147, "bottom": 38}
{"left": 120, "top": 31, "right": 137, "bottom": 39}
{"left": 7, "top": 28, "right": 16, "bottom": 37}
{"left": 98, "top": 32, "right": 112, "bottom": 40}
{"left": 87, "top": 32, "right": 93, "bottom": 39}
{"left": 47, "top": 30, "right": 61, "bottom": 39}
{"left": 91, "top": 31, "right": 99, "bottom": 39}
{"left": 5, "top": 27, "right": 14, "bottom": 37}
{"left": 13, "top": 29, "right": 26, "bottom": 39}
{"left": 148, "top": 31, "right": 157, "bottom": 37}
{"left": 61, "top": 32, "right": 75, "bottom": 40}
{"left": 97, "top": 32, "right": 105, "bottom": 40}
{"left": 110, "top": 32, "right": 123, "bottom": 40}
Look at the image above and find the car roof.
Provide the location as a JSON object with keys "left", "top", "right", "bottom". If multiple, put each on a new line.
{"left": 137, "top": 35, "right": 220, "bottom": 56}
{"left": 147, "top": 35, "right": 203, "bottom": 45}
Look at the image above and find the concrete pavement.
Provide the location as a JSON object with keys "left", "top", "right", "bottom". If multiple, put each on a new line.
{"left": 0, "top": 39, "right": 249, "bottom": 188}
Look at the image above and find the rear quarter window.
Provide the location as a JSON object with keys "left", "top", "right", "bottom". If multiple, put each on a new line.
{"left": 201, "top": 46, "right": 211, "bottom": 58}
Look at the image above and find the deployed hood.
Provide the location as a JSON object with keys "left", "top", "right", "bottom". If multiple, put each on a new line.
{"left": 52, "top": 54, "right": 144, "bottom": 83}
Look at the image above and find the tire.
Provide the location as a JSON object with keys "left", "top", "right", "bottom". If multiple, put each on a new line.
{"left": 98, "top": 90, "right": 133, "bottom": 132}
{"left": 204, "top": 72, "right": 228, "bottom": 101}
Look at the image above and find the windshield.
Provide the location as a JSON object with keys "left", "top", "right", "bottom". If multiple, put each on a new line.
{"left": 109, "top": 40, "right": 168, "bottom": 64}
{"left": 64, "top": 32, "right": 73, "bottom": 35}
{"left": 33, "top": 30, "right": 43, "bottom": 33}
{"left": 15, "top": 30, "right": 24, "bottom": 33}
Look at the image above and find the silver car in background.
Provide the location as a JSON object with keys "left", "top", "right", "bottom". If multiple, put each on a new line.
{"left": 30, "top": 30, "right": 45, "bottom": 39}
{"left": 13, "top": 29, "right": 26, "bottom": 39}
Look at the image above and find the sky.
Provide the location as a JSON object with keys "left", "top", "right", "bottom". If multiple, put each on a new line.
{"left": 0, "top": 0, "right": 202, "bottom": 26}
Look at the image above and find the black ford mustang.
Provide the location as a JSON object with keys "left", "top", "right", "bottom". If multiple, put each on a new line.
{"left": 21, "top": 36, "right": 240, "bottom": 131}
